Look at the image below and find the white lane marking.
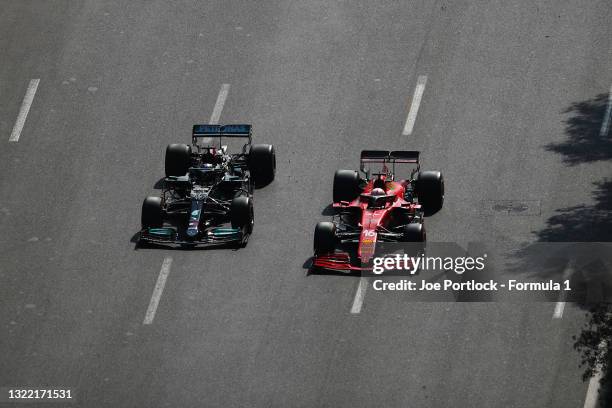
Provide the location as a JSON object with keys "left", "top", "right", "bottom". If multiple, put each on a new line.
{"left": 143, "top": 257, "right": 173, "bottom": 325}
{"left": 583, "top": 371, "right": 603, "bottom": 408}
{"left": 200, "top": 83, "right": 230, "bottom": 145}
{"left": 350, "top": 277, "right": 369, "bottom": 314}
{"left": 553, "top": 259, "right": 574, "bottom": 319}
{"left": 600, "top": 84, "right": 612, "bottom": 137}
{"left": 583, "top": 341, "right": 606, "bottom": 408}
{"left": 402, "top": 75, "right": 428, "bottom": 136}
{"left": 9, "top": 79, "right": 40, "bottom": 142}
{"left": 209, "top": 83, "right": 230, "bottom": 124}
{"left": 552, "top": 300, "right": 565, "bottom": 319}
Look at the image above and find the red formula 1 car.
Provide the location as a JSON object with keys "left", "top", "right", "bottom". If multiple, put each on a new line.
{"left": 312, "top": 150, "right": 444, "bottom": 272}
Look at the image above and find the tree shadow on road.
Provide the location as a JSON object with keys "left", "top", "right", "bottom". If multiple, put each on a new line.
{"left": 545, "top": 93, "right": 611, "bottom": 165}
{"left": 535, "top": 179, "right": 612, "bottom": 243}
{"left": 504, "top": 178, "right": 612, "bottom": 291}
{"left": 502, "top": 91, "right": 612, "bottom": 404}
{"left": 537, "top": 91, "right": 612, "bottom": 405}
{"left": 507, "top": 90, "right": 612, "bottom": 281}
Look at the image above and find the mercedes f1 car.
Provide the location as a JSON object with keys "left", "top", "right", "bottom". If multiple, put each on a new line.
{"left": 139, "top": 124, "right": 275, "bottom": 247}
{"left": 312, "top": 150, "right": 443, "bottom": 272}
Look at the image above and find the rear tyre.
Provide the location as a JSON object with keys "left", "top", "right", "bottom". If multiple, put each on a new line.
{"left": 141, "top": 196, "right": 163, "bottom": 229}
{"left": 249, "top": 144, "right": 276, "bottom": 186}
{"left": 231, "top": 196, "right": 254, "bottom": 232}
{"left": 415, "top": 171, "right": 444, "bottom": 214}
{"left": 314, "top": 221, "right": 336, "bottom": 255}
{"left": 165, "top": 144, "right": 192, "bottom": 177}
{"left": 333, "top": 170, "right": 360, "bottom": 203}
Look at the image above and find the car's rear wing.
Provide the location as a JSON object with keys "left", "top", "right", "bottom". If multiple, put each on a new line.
{"left": 360, "top": 150, "right": 420, "bottom": 163}
{"left": 192, "top": 124, "right": 252, "bottom": 144}
{"left": 360, "top": 150, "right": 420, "bottom": 176}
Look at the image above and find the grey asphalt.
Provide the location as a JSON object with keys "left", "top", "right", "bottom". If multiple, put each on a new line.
{"left": 1, "top": 1, "right": 611, "bottom": 407}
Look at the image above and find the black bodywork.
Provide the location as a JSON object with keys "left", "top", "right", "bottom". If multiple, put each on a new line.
{"left": 139, "top": 124, "right": 274, "bottom": 248}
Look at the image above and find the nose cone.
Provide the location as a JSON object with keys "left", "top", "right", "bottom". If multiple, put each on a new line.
{"left": 187, "top": 225, "right": 199, "bottom": 237}
{"left": 358, "top": 229, "right": 377, "bottom": 264}
{"left": 187, "top": 204, "right": 202, "bottom": 237}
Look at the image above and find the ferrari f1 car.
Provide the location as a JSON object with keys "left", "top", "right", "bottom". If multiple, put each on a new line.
{"left": 139, "top": 124, "right": 275, "bottom": 247}
{"left": 312, "top": 150, "right": 443, "bottom": 271}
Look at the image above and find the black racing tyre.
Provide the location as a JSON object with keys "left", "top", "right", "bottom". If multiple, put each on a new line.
{"left": 165, "top": 144, "right": 192, "bottom": 177}
{"left": 314, "top": 221, "right": 336, "bottom": 255}
{"left": 415, "top": 171, "right": 444, "bottom": 214}
{"left": 392, "top": 208, "right": 413, "bottom": 227}
{"left": 402, "top": 222, "right": 426, "bottom": 242}
{"left": 141, "top": 196, "right": 163, "bottom": 229}
{"left": 231, "top": 196, "right": 254, "bottom": 231}
{"left": 333, "top": 169, "right": 360, "bottom": 203}
{"left": 248, "top": 144, "right": 276, "bottom": 186}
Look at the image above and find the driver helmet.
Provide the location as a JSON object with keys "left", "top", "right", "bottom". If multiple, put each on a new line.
{"left": 371, "top": 187, "right": 386, "bottom": 196}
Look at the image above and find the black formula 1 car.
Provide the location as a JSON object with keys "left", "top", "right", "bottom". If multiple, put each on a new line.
{"left": 312, "top": 150, "right": 443, "bottom": 271}
{"left": 139, "top": 124, "right": 275, "bottom": 247}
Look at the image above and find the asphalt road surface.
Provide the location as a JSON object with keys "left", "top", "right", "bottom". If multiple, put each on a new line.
{"left": 1, "top": 1, "right": 611, "bottom": 407}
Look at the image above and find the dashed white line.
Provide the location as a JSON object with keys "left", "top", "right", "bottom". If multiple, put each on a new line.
{"left": 552, "top": 300, "right": 566, "bottom": 319}
{"left": 200, "top": 83, "right": 230, "bottom": 145}
{"left": 402, "top": 75, "right": 428, "bottom": 136}
{"left": 209, "top": 83, "right": 230, "bottom": 124}
{"left": 600, "top": 84, "right": 612, "bottom": 137}
{"left": 143, "top": 257, "right": 173, "bottom": 325}
{"left": 583, "top": 370, "right": 603, "bottom": 408}
{"left": 583, "top": 341, "right": 606, "bottom": 408}
{"left": 350, "top": 277, "right": 369, "bottom": 314}
{"left": 9, "top": 79, "right": 40, "bottom": 142}
{"left": 553, "top": 259, "right": 574, "bottom": 319}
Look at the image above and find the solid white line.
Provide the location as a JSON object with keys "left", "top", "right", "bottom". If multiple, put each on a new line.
{"left": 9, "top": 79, "right": 40, "bottom": 142}
{"left": 600, "top": 84, "right": 612, "bottom": 137}
{"left": 209, "top": 83, "right": 230, "bottom": 124}
{"left": 143, "top": 257, "right": 173, "bottom": 325}
{"left": 350, "top": 277, "right": 369, "bottom": 314}
{"left": 402, "top": 75, "right": 428, "bottom": 136}
{"left": 553, "top": 260, "right": 574, "bottom": 319}
{"left": 583, "top": 341, "right": 606, "bottom": 408}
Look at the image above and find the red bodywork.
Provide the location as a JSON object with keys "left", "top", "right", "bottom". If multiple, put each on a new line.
{"left": 313, "top": 175, "right": 422, "bottom": 272}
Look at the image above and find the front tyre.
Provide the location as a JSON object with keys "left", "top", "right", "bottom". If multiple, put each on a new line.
{"left": 401, "top": 223, "right": 426, "bottom": 262}
{"left": 231, "top": 196, "right": 254, "bottom": 233}
{"left": 314, "top": 221, "right": 336, "bottom": 255}
{"left": 141, "top": 196, "right": 164, "bottom": 229}
{"left": 401, "top": 223, "right": 425, "bottom": 242}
